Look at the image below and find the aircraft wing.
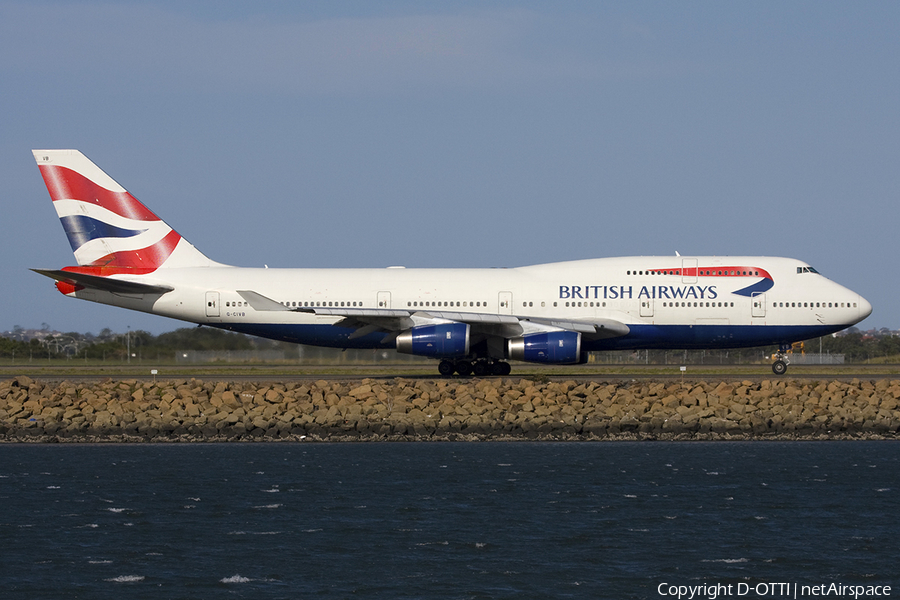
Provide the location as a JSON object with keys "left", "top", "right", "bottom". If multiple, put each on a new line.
{"left": 300, "top": 306, "right": 521, "bottom": 324}
{"left": 300, "top": 307, "right": 526, "bottom": 340}
{"left": 236, "top": 290, "right": 630, "bottom": 340}
{"left": 32, "top": 269, "right": 174, "bottom": 295}
{"left": 296, "top": 307, "right": 628, "bottom": 337}
{"left": 237, "top": 290, "right": 413, "bottom": 318}
{"left": 294, "top": 304, "right": 628, "bottom": 339}
{"left": 521, "top": 317, "right": 630, "bottom": 339}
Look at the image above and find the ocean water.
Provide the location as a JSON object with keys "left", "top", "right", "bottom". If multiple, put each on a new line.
{"left": 0, "top": 442, "right": 897, "bottom": 599}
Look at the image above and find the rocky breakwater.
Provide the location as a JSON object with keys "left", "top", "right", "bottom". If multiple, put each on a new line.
{"left": 1, "top": 376, "right": 900, "bottom": 442}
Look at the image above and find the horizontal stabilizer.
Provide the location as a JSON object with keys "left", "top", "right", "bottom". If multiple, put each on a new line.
{"left": 32, "top": 268, "right": 173, "bottom": 295}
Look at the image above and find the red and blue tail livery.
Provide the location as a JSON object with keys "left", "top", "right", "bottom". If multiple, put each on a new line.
{"left": 34, "top": 150, "right": 212, "bottom": 272}
{"left": 31, "top": 149, "right": 872, "bottom": 376}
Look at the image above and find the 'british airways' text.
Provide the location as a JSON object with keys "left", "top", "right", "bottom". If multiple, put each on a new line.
{"left": 559, "top": 285, "right": 718, "bottom": 300}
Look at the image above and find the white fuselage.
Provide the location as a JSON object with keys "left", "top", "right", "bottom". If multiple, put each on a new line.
{"left": 74, "top": 255, "right": 871, "bottom": 352}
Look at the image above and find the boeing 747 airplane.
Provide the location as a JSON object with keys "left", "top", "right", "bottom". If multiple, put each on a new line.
{"left": 32, "top": 150, "right": 871, "bottom": 376}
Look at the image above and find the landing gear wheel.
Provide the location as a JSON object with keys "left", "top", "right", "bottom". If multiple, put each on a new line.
{"left": 473, "top": 361, "right": 490, "bottom": 377}
{"left": 438, "top": 360, "right": 455, "bottom": 377}
{"left": 772, "top": 360, "right": 788, "bottom": 376}
{"left": 491, "top": 361, "right": 512, "bottom": 376}
{"left": 455, "top": 360, "right": 473, "bottom": 376}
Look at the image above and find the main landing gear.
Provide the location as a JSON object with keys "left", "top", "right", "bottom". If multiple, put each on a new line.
{"left": 438, "top": 359, "right": 512, "bottom": 377}
{"left": 771, "top": 344, "right": 791, "bottom": 376}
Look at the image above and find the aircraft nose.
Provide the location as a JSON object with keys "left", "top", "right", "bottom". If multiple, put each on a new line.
{"left": 858, "top": 295, "right": 873, "bottom": 321}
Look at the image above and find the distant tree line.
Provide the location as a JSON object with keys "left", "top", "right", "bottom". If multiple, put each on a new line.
{"left": 815, "top": 329, "right": 900, "bottom": 363}
{"left": 1, "top": 326, "right": 898, "bottom": 364}
{"left": 0, "top": 327, "right": 294, "bottom": 361}
{"left": 0, "top": 336, "right": 46, "bottom": 360}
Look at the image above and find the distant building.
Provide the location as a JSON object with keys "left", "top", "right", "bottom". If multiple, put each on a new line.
{"left": 1, "top": 328, "right": 61, "bottom": 342}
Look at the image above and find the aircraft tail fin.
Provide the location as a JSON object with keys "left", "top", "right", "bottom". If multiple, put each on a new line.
{"left": 32, "top": 150, "right": 219, "bottom": 270}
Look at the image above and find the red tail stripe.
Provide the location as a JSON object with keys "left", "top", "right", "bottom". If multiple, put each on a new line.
{"left": 61, "top": 266, "right": 158, "bottom": 276}
{"left": 63, "top": 229, "right": 182, "bottom": 271}
{"left": 38, "top": 165, "right": 161, "bottom": 222}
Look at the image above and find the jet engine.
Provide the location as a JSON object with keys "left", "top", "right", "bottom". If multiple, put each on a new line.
{"left": 507, "top": 331, "right": 583, "bottom": 364}
{"left": 396, "top": 323, "right": 470, "bottom": 358}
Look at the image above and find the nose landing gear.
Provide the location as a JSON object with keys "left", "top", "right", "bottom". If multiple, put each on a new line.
{"left": 771, "top": 344, "right": 791, "bottom": 375}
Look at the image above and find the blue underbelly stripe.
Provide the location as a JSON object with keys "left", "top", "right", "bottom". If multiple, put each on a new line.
{"left": 208, "top": 322, "right": 843, "bottom": 352}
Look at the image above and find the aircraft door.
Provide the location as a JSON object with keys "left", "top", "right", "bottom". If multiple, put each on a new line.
{"left": 205, "top": 291, "right": 220, "bottom": 317}
{"left": 681, "top": 258, "right": 698, "bottom": 284}
{"left": 377, "top": 291, "right": 391, "bottom": 309}
{"left": 499, "top": 291, "right": 513, "bottom": 314}
{"left": 640, "top": 298, "right": 654, "bottom": 317}
{"left": 751, "top": 293, "right": 766, "bottom": 318}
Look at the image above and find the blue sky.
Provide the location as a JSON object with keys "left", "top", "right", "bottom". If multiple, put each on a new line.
{"left": 1, "top": 1, "right": 897, "bottom": 335}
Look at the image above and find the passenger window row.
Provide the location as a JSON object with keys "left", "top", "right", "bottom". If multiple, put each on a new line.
{"left": 288, "top": 301, "right": 363, "bottom": 307}
{"left": 563, "top": 301, "right": 607, "bottom": 307}
{"left": 773, "top": 301, "right": 856, "bottom": 308}
{"left": 662, "top": 302, "right": 734, "bottom": 307}
{"left": 408, "top": 301, "right": 487, "bottom": 308}
{"left": 225, "top": 297, "right": 856, "bottom": 312}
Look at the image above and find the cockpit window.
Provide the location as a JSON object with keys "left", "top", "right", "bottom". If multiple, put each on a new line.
{"left": 797, "top": 266, "right": 820, "bottom": 274}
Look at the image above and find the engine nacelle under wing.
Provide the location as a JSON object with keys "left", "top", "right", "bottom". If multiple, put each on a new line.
{"left": 507, "top": 331, "right": 583, "bottom": 364}
{"left": 396, "top": 323, "right": 470, "bottom": 358}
